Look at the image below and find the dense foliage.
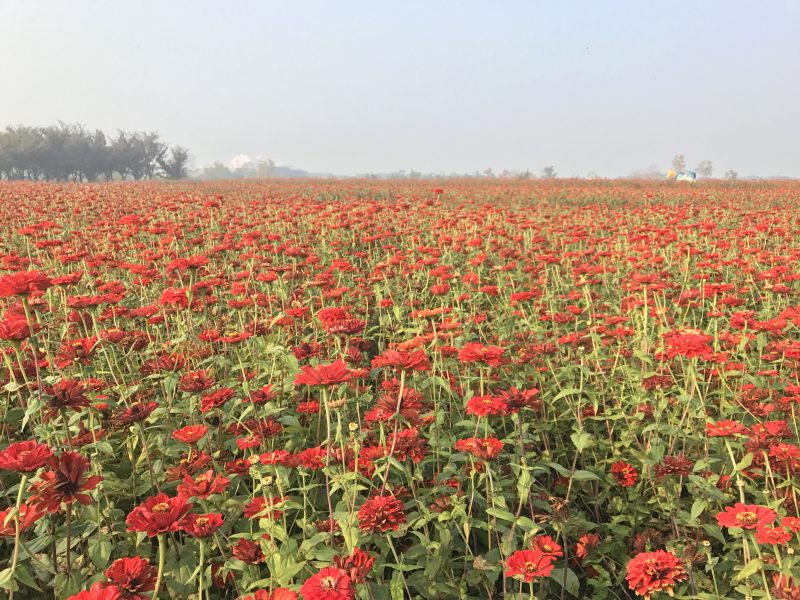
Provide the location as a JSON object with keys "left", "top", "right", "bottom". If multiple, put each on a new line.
{"left": 0, "top": 124, "right": 189, "bottom": 181}
{"left": 1, "top": 179, "right": 800, "bottom": 599}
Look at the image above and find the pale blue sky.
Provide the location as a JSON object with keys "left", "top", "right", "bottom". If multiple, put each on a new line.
{"left": 1, "top": 1, "right": 798, "bottom": 176}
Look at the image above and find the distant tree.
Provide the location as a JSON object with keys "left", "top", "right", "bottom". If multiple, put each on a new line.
{"left": 202, "top": 162, "right": 233, "bottom": 179}
{"left": 541, "top": 165, "right": 557, "bottom": 179}
{"left": 695, "top": 160, "right": 714, "bottom": 177}
{"left": 671, "top": 154, "right": 686, "bottom": 172}
{"left": 516, "top": 170, "right": 534, "bottom": 180}
{"left": 724, "top": 170, "right": 738, "bottom": 180}
{"left": 157, "top": 146, "right": 190, "bottom": 179}
{"left": 254, "top": 159, "right": 275, "bottom": 179}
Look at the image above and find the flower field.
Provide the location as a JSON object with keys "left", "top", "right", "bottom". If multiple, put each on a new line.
{"left": 2, "top": 179, "right": 800, "bottom": 599}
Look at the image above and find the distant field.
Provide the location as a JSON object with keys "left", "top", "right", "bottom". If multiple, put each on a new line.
{"left": 1, "top": 179, "right": 799, "bottom": 599}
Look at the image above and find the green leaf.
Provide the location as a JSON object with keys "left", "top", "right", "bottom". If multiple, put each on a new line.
{"left": 13, "top": 564, "right": 40, "bottom": 591}
{"left": 485, "top": 507, "right": 516, "bottom": 522}
{"left": 570, "top": 431, "right": 592, "bottom": 453}
{"left": 390, "top": 570, "right": 405, "bottom": 600}
{"left": 690, "top": 499, "right": 706, "bottom": 521}
{"left": 0, "top": 568, "right": 16, "bottom": 591}
{"left": 571, "top": 470, "right": 599, "bottom": 481}
{"left": 549, "top": 567, "right": 580, "bottom": 598}
{"left": 89, "top": 539, "right": 112, "bottom": 569}
{"left": 734, "top": 558, "right": 762, "bottom": 583}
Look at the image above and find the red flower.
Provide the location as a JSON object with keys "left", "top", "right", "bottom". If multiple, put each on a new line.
{"left": 706, "top": 419, "right": 748, "bottom": 437}
{"left": 172, "top": 424, "right": 208, "bottom": 444}
{"left": 454, "top": 437, "right": 504, "bottom": 461}
{"left": 180, "top": 512, "right": 224, "bottom": 538}
{"left": 371, "top": 349, "right": 431, "bottom": 373}
{"left": 465, "top": 395, "right": 507, "bottom": 417}
{"left": 333, "top": 547, "right": 376, "bottom": 584}
{"left": 66, "top": 583, "right": 123, "bottom": 600}
{"left": 0, "top": 270, "right": 53, "bottom": 298}
{"left": 126, "top": 493, "right": 192, "bottom": 537}
{"left": 610, "top": 460, "right": 638, "bottom": 487}
{"left": 241, "top": 590, "right": 298, "bottom": 600}
{"left": 458, "top": 342, "right": 507, "bottom": 368}
{"left": 358, "top": 495, "right": 406, "bottom": 533}
{"left": 0, "top": 440, "right": 53, "bottom": 472}
{"left": 574, "top": 533, "right": 600, "bottom": 561}
{"left": 530, "top": 535, "right": 563, "bottom": 558}
{"left": 505, "top": 548, "right": 556, "bottom": 582}
{"left": 715, "top": 503, "right": 777, "bottom": 530}
{"left": 104, "top": 556, "right": 157, "bottom": 600}
{"left": 662, "top": 329, "right": 714, "bottom": 360}
{"left": 0, "top": 503, "right": 44, "bottom": 536}
{"left": 177, "top": 469, "right": 230, "bottom": 499}
{"left": 625, "top": 550, "right": 688, "bottom": 599}
{"left": 29, "top": 451, "right": 102, "bottom": 512}
{"left": 755, "top": 525, "right": 791, "bottom": 545}
{"left": 294, "top": 359, "right": 354, "bottom": 386}
{"left": 299, "top": 567, "right": 354, "bottom": 600}
{"left": 232, "top": 538, "right": 265, "bottom": 564}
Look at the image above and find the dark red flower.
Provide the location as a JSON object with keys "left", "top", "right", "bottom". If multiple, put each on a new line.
{"left": 0, "top": 503, "right": 44, "bottom": 536}
{"left": 104, "top": 556, "right": 157, "bottom": 600}
{"left": 28, "top": 451, "right": 102, "bottom": 512}
{"left": 358, "top": 495, "right": 406, "bottom": 533}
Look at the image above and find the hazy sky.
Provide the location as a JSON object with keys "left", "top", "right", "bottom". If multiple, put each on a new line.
{"left": 1, "top": 1, "right": 798, "bottom": 176}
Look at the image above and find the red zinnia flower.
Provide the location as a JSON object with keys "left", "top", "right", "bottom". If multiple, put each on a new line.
{"left": 299, "top": 567, "right": 354, "bottom": 600}
{"left": 104, "top": 556, "right": 157, "bottom": 600}
{"left": 66, "top": 583, "right": 123, "bottom": 600}
{"left": 126, "top": 493, "right": 192, "bottom": 537}
{"left": 231, "top": 538, "right": 265, "bottom": 564}
{"left": 454, "top": 437, "right": 504, "bottom": 461}
{"left": 241, "top": 590, "right": 298, "bottom": 600}
{"left": 715, "top": 503, "right": 777, "bottom": 530}
{"left": 458, "top": 342, "right": 507, "bottom": 368}
{"left": 358, "top": 495, "right": 406, "bottom": 533}
{"left": 706, "top": 420, "right": 748, "bottom": 437}
{"left": 371, "top": 349, "right": 431, "bottom": 373}
{"left": 177, "top": 469, "right": 230, "bottom": 499}
{"left": 530, "top": 535, "right": 563, "bottom": 558}
{"left": 625, "top": 550, "right": 688, "bottom": 599}
{"left": 0, "top": 270, "right": 53, "bottom": 298}
{"left": 333, "top": 547, "right": 376, "bottom": 584}
{"left": 29, "top": 451, "right": 102, "bottom": 512}
{"left": 662, "top": 329, "right": 714, "bottom": 360}
{"left": 180, "top": 512, "right": 224, "bottom": 538}
{"left": 465, "top": 395, "right": 507, "bottom": 417}
{"left": 0, "top": 440, "right": 53, "bottom": 472}
{"left": 505, "top": 548, "right": 556, "bottom": 582}
{"left": 172, "top": 424, "right": 208, "bottom": 444}
{"left": 755, "top": 525, "right": 791, "bottom": 545}
{"left": 0, "top": 503, "right": 44, "bottom": 536}
{"left": 294, "top": 359, "right": 354, "bottom": 387}
{"left": 610, "top": 460, "right": 638, "bottom": 487}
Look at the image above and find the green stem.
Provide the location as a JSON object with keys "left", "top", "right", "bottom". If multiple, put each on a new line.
{"left": 197, "top": 540, "right": 205, "bottom": 600}
{"left": 8, "top": 474, "right": 29, "bottom": 600}
{"left": 153, "top": 534, "right": 166, "bottom": 599}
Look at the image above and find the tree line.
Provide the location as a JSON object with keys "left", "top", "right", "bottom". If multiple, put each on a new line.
{"left": 0, "top": 122, "right": 190, "bottom": 181}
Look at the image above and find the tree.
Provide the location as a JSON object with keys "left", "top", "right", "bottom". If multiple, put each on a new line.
{"left": 541, "top": 165, "right": 557, "bottom": 179}
{"left": 671, "top": 155, "right": 686, "bottom": 172}
{"left": 695, "top": 160, "right": 713, "bottom": 177}
{"left": 724, "top": 170, "right": 738, "bottom": 180}
{"left": 201, "top": 162, "right": 233, "bottom": 179}
{"left": 157, "top": 146, "right": 190, "bottom": 179}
